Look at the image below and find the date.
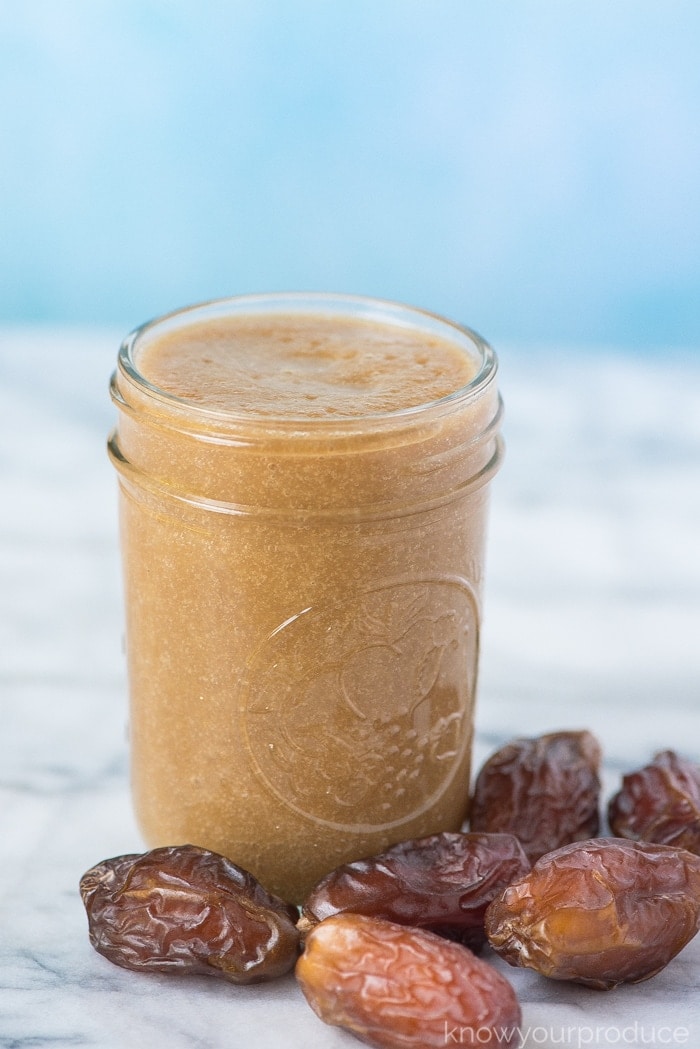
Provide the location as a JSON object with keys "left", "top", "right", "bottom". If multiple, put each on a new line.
{"left": 79, "top": 844, "right": 300, "bottom": 983}
{"left": 608, "top": 749, "right": 700, "bottom": 854}
{"left": 298, "top": 831, "right": 529, "bottom": 951}
{"left": 485, "top": 837, "right": 700, "bottom": 989}
{"left": 469, "top": 730, "right": 601, "bottom": 862}
{"left": 297, "top": 913, "right": 522, "bottom": 1048}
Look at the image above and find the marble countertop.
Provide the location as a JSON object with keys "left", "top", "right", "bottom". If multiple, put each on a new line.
{"left": 1, "top": 329, "right": 699, "bottom": 1048}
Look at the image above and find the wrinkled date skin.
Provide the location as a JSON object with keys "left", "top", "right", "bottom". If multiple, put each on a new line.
{"left": 79, "top": 844, "right": 300, "bottom": 983}
{"left": 485, "top": 837, "right": 700, "bottom": 990}
{"left": 298, "top": 832, "right": 529, "bottom": 951}
{"left": 297, "top": 913, "right": 522, "bottom": 1049}
{"left": 608, "top": 749, "right": 700, "bottom": 855}
{"left": 470, "top": 730, "right": 601, "bottom": 862}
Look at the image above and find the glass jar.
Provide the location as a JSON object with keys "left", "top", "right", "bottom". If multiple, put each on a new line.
{"left": 108, "top": 293, "right": 503, "bottom": 902}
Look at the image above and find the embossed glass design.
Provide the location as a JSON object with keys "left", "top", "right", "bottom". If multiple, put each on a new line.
{"left": 108, "top": 293, "right": 503, "bottom": 902}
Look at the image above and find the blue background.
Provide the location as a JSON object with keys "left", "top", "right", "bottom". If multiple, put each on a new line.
{"left": 1, "top": 1, "right": 699, "bottom": 349}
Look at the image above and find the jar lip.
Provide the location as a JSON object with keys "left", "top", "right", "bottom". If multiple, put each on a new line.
{"left": 116, "top": 292, "right": 499, "bottom": 431}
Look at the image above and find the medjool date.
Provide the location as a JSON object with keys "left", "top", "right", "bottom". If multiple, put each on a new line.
{"left": 470, "top": 729, "right": 601, "bottom": 861}
{"left": 297, "top": 913, "right": 522, "bottom": 1048}
{"left": 608, "top": 749, "right": 700, "bottom": 854}
{"left": 298, "top": 831, "right": 529, "bottom": 951}
{"left": 485, "top": 837, "right": 700, "bottom": 989}
{"left": 79, "top": 844, "right": 299, "bottom": 983}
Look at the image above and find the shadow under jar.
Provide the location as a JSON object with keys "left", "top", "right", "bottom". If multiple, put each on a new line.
{"left": 108, "top": 293, "right": 504, "bottom": 903}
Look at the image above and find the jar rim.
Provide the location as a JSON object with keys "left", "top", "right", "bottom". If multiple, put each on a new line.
{"left": 116, "top": 292, "right": 499, "bottom": 433}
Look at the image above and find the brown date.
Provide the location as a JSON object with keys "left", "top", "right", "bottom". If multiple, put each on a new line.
{"left": 298, "top": 831, "right": 529, "bottom": 951}
{"left": 608, "top": 749, "right": 700, "bottom": 854}
{"left": 470, "top": 729, "right": 601, "bottom": 862}
{"left": 79, "top": 844, "right": 300, "bottom": 983}
{"left": 297, "top": 913, "right": 522, "bottom": 1049}
{"left": 485, "top": 837, "right": 700, "bottom": 990}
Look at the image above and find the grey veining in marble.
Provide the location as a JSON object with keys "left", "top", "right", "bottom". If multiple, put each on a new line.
{"left": 1, "top": 331, "right": 699, "bottom": 1048}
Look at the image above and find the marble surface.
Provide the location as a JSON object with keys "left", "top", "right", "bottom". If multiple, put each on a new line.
{"left": 1, "top": 329, "right": 699, "bottom": 1049}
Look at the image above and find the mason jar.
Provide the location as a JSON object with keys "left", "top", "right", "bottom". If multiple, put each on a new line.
{"left": 108, "top": 292, "right": 503, "bottom": 902}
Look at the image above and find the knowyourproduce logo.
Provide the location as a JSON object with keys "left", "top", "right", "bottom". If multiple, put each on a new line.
{"left": 443, "top": 1022, "right": 691, "bottom": 1047}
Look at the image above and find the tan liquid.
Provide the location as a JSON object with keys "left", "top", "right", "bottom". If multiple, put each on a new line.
{"left": 139, "top": 314, "right": 477, "bottom": 416}
{"left": 110, "top": 297, "right": 502, "bottom": 902}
